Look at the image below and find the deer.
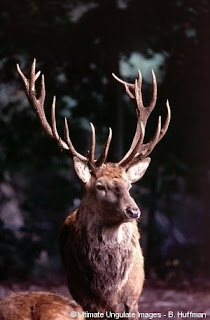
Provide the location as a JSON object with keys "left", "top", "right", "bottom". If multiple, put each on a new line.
{"left": 17, "top": 59, "right": 171, "bottom": 316}
{"left": 0, "top": 291, "right": 83, "bottom": 320}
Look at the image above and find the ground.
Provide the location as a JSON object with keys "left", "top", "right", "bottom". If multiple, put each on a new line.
{"left": 0, "top": 273, "right": 210, "bottom": 319}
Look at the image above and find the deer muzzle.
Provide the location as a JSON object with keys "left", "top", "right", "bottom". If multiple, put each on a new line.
{"left": 125, "top": 207, "right": 141, "bottom": 219}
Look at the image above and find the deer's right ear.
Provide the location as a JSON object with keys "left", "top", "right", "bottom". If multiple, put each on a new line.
{"left": 73, "top": 157, "right": 92, "bottom": 184}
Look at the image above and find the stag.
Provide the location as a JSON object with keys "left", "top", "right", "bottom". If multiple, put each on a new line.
{"left": 17, "top": 60, "right": 171, "bottom": 315}
{"left": 0, "top": 291, "right": 83, "bottom": 320}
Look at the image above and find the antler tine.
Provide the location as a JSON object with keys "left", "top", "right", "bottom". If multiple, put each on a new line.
{"left": 141, "top": 116, "right": 162, "bottom": 158}
{"left": 64, "top": 118, "right": 87, "bottom": 161}
{"left": 118, "top": 121, "right": 145, "bottom": 166}
{"left": 96, "top": 127, "right": 112, "bottom": 166}
{"left": 158, "top": 99, "right": 171, "bottom": 142}
{"left": 135, "top": 71, "right": 143, "bottom": 111}
{"left": 17, "top": 64, "right": 29, "bottom": 92}
{"left": 40, "top": 74, "right": 46, "bottom": 106}
{"left": 89, "top": 123, "right": 96, "bottom": 163}
{"left": 147, "top": 70, "right": 157, "bottom": 111}
{"left": 30, "top": 58, "right": 36, "bottom": 92}
{"left": 140, "top": 100, "right": 171, "bottom": 156}
{"left": 51, "top": 96, "right": 68, "bottom": 150}
{"left": 51, "top": 96, "right": 59, "bottom": 141}
{"left": 112, "top": 72, "right": 136, "bottom": 99}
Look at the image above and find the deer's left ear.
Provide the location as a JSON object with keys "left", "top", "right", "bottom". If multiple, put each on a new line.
{"left": 126, "top": 157, "right": 151, "bottom": 183}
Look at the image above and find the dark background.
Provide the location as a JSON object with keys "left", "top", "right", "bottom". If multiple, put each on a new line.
{"left": 0, "top": 0, "right": 209, "bottom": 283}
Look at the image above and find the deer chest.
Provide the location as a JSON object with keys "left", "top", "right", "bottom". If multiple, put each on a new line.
{"left": 74, "top": 225, "right": 137, "bottom": 295}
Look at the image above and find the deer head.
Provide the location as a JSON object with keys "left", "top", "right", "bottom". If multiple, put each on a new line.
{"left": 17, "top": 60, "right": 170, "bottom": 223}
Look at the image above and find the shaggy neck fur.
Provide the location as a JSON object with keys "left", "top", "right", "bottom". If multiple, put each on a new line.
{"left": 73, "top": 201, "right": 139, "bottom": 300}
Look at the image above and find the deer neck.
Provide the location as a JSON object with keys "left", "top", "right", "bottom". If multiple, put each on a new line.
{"left": 101, "top": 222, "right": 135, "bottom": 244}
{"left": 77, "top": 195, "right": 137, "bottom": 245}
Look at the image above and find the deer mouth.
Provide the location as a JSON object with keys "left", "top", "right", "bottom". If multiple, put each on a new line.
{"left": 125, "top": 208, "right": 141, "bottom": 220}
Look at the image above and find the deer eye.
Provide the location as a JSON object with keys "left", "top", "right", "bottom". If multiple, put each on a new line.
{"left": 96, "top": 183, "right": 106, "bottom": 191}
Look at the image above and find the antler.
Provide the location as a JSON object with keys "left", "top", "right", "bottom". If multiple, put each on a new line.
{"left": 17, "top": 59, "right": 112, "bottom": 168}
{"left": 112, "top": 71, "right": 171, "bottom": 168}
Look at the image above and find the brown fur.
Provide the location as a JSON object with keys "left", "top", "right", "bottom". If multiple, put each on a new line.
{"left": 59, "top": 163, "right": 145, "bottom": 314}
{"left": 0, "top": 291, "right": 83, "bottom": 320}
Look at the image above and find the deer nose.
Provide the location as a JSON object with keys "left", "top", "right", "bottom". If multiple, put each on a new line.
{"left": 125, "top": 208, "right": 141, "bottom": 219}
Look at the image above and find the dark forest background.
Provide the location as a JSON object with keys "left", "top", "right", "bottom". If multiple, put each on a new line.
{"left": 0, "top": 0, "right": 209, "bottom": 283}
